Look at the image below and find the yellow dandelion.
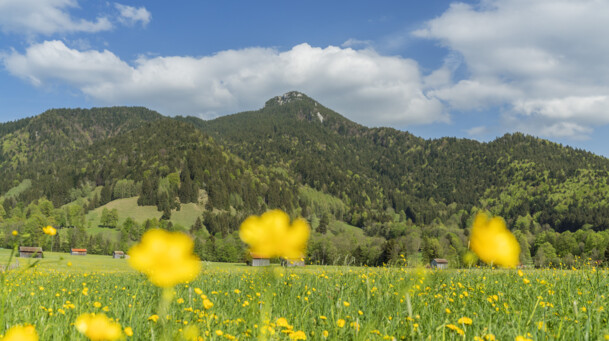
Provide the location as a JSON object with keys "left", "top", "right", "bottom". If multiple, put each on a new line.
{"left": 128, "top": 229, "right": 201, "bottom": 288}
{"left": 1, "top": 324, "right": 38, "bottom": 341}
{"left": 276, "top": 318, "right": 290, "bottom": 328}
{"left": 75, "top": 313, "right": 122, "bottom": 341}
{"left": 469, "top": 212, "right": 520, "bottom": 268}
{"left": 42, "top": 225, "right": 57, "bottom": 236}
{"left": 11, "top": 230, "right": 18, "bottom": 236}
{"left": 148, "top": 315, "right": 159, "bottom": 323}
{"left": 446, "top": 324, "right": 464, "bottom": 335}
{"left": 239, "top": 210, "right": 310, "bottom": 259}
{"left": 336, "top": 319, "right": 346, "bottom": 328}
{"left": 289, "top": 331, "right": 307, "bottom": 340}
{"left": 343, "top": 301, "right": 350, "bottom": 307}
{"left": 124, "top": 327, "right": 133, "bottom": 337}
{"left": 203, "top": 298, "right": 213, "bottom": 310}
{"left": 322, "top": 330, "right": 329, "bottom": 338}
{"left": 458, "top": 316, "right": 473, "bottom": 325}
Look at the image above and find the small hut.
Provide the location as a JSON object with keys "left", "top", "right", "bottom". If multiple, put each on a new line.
{"left": 113, "top": 251, "right": 125, "bottom": 259}
{"left": 19, "top": 246, "right": 43, "bottom": 258}
{"left": 249, "top": 253, "right": 270, "bottom": 267}
{"left": 71, "top": 248, "right": 87, "bottom": 256}
{"left": 431, "top": 258, "right": 449, "bottom": 269}
{"left": 282, "top": 256, "right": 305, "bottom": 267}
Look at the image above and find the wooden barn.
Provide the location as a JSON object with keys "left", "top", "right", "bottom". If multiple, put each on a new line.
{"left": 113, "top": 251, "right": 125, "bottom": 259}
{"left": 19, "top": 246, "right": 43, "bottom": 258}
{"left": 249, "top": 253, "right": 270, "bottom": 267}
{"left": 431, "top": 258, "right": 449, "bottom": 269}
{"left": 71, "top": 248, "right": 87, "bottom": 256}
{"left": 282, "top": 256, "right": 305, "bottom": 267}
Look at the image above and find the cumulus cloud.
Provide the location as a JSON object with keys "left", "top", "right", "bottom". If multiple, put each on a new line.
{"left": 2, "top": 40, "right": 447, "bottom": 126}
{"left": 115, "top": 3, "right": 151, "bottom": 27}
{"left": 0, "top": 0, "right": 112, "bottom": 36}
{"left": 415, "top": 0, "right": 609, "bottom": 139}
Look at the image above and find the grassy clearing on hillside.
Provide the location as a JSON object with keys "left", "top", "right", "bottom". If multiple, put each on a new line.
{"left": 1, "top": 248, "right": 607, "bottom": 340}
{"left": 3, "top": 179, "right": 32, "bottom": 198}
{"left": 86, "top": 197, "right": 205, "bottom": 231}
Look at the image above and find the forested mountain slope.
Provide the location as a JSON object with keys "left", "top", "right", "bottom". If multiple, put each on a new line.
{"left": 187, "top": 91, "right": 609, "bottom": 232}
{"left": 0, "top": 93, "right": 608, "bottom": 266}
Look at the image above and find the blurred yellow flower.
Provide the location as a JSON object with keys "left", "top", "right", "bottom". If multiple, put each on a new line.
{"left": 42, "top": 225, "right": 57, "bottom": 236}
{"left": 128, "top": 229, "right": 201, "bottom": 288}
{"left": 336, "top": 319, "right": 345, "bottom": 328}
{"left": 124, "top": 327, "right": 133, "bottom": 337}
{"left": 11, "top": 230, "right": 18, "bottom": 236}
{"left": 75, "top": 313, "right": 122, "bottom": 341}
{"left": 148, "top": 315, "right": 159, "bottom": 322}
{"left": 469, "top": 212, "right": 520, "bottom": 268}
{"left": 1, "top": 324, "right": 38, "bottom": 341}
{"left": 239, "top": 210, "right": 310, "bottom": 259}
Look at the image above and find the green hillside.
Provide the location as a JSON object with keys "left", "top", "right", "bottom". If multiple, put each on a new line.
{"left": 0, "top": 93, "right": 607, "bottom": 267}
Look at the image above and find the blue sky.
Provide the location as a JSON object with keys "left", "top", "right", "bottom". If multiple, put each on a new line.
{"left": 1, "top": 0, "right": 609, "bottom": 157}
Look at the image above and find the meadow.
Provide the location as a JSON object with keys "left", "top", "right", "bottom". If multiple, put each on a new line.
{"left": 0, "top": 248, "right": 607, "bottom": 340}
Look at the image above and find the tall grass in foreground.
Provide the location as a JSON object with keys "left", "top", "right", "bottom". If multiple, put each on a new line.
{"left": 1, "top": 259, "right": 607, "bottom": 340}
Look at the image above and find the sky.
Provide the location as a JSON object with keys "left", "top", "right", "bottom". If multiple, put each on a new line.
{"left": 1, "top": 0, "right": 609, "bottom": 157}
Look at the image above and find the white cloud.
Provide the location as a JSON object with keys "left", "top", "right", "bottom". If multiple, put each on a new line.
{"left": 115, "top": 3, "right": 151, "bottom": 27}
{"left": 466, "top": 125, "right": 488, "bottom": 136}
{"left": 3, "top": 41, "right": 447, "bottom": 126}
{"left": 0, "top": 0, "right": 112, "bottom": 36}
{"left": 415, "top": 0, "right": 609, "bottom": 139}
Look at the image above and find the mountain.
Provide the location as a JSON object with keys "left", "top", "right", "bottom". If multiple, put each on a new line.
{"left": 185, "top": 91, "right": 609, "bottom": 232}
{"left": 1, "top": 92, "right": 608, "bottom": 266}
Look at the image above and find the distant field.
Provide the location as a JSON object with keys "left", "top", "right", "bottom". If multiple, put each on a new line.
{"left": 0, "top": 248, "right": 133, "bottom": 273}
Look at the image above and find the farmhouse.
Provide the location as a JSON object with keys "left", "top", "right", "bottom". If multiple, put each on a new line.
{"left": 71, "top": 248, "right": 87, "bottom": 256}
{"left": 431, "top": 258, "right": 449, "bottom": 269}
{"left": 19, "top": 246, "right": 43, "bottom": 258}
{"left": 113, "top": 251, "right": 125, "bottom": 259}
{"left": 249, "top": 253, "right": 270, "bottom": 267}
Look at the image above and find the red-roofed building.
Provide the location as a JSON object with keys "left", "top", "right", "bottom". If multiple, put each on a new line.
{"left": 71, "top": 248, "right": 87, "bottom": 256}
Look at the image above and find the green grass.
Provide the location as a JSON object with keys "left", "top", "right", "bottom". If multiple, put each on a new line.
{"left": 3, "top": 179, "right": 32, "bottom": 198}
{"left": 298, "top": 185, "right": 347, "bottom": 218}
{"left": 85, "top": 197, "right": 205, "bottom": 230}
{"left": 0, "top": 247, "right": 607, "bottom": 340}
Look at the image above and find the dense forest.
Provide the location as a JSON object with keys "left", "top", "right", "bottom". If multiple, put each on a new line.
{"left": 1, "top": 92, "right": 608, "bottom": 267}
